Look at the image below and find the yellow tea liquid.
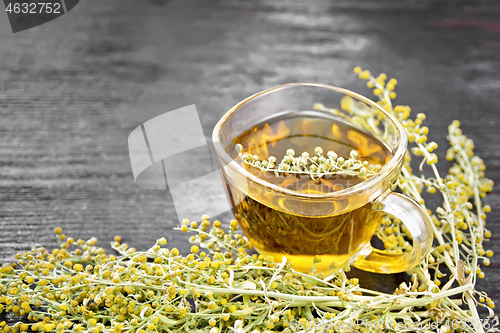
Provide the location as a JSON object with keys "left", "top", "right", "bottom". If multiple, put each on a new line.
{"left": 228, "top": 111, "right": 394, "bottom": 273}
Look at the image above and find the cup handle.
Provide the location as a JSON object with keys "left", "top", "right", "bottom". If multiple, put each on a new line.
{"left": 353, "top": 192, "right": 433, "bottom": 274}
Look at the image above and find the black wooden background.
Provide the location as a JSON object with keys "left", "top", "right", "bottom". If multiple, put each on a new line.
{"left": 1, "top": 0, "right": 499, "bottom": 323}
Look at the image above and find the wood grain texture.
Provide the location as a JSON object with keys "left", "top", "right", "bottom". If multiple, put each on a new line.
{"left": 1, "top": 0, "right": 499, "bottom": 320}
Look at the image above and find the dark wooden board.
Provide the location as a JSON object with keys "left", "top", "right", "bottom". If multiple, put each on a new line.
{"left": 1, "top": 0, "right": 499, "bottom": 323}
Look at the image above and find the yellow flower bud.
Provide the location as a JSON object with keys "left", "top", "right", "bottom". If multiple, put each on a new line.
{"left": 359, "top": 70, "right": 370, "bottom": 80}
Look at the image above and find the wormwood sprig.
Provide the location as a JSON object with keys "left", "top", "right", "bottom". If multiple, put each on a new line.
{"left": 235, "top": 144, "right": 381, "bottom": 180}
{"left": 314, "top": 67, "right": 496, "bottom": 332}
{"left": 0, "top": 68, "right": 496, "bottom": 333}
{"left": 0, "top": 218, "right": 367, "bottom": 333}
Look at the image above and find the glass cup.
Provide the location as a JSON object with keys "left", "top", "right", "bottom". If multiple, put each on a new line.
{"left": 212, "top": 83, "right": 433, "bottom": 274}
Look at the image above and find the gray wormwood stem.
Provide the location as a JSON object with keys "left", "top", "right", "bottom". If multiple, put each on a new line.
{"left": 235, "top": 143, "right": 381, "bottom": 180}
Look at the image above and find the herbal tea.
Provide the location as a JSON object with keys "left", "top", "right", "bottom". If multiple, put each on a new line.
{"left": 227, "top": 111, "right": 394, "bottom": 272}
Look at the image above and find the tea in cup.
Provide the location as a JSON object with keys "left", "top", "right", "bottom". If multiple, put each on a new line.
{"left": 212, "top": 83, "right": 433, "bottom": 274}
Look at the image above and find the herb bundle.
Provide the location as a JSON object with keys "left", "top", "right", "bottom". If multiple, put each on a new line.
{"left": 0, "top": 68, "right": 496, "bottom": 332}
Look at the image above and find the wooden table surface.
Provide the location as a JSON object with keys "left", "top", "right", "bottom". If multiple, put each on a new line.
{"left": 1, "top": 0, "right": 499, "bottom": 322}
